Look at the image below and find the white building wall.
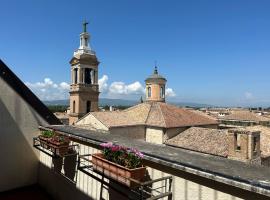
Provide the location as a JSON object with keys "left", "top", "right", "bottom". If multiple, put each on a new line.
{"left": 146, "top": 127, "right": 164, "bottom": 144}
{"left": 0, "top": 78, "right": 47, "bottom": 192}
{"left": 76, "top": 114, "right": 108, "bottom": 131}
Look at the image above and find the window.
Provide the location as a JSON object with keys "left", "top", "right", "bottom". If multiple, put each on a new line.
{"left": 74, "top": 68, "right": 78, "bottom": 84}
{"left": 234, "top": 133, "right": 241, "bottom": 150}
{"left": 160, "top": 86, "right": 165, "bottom": 98}
{"left": 147, "top": 87, "right": 151, "bottom": 98}
{"left": 253, "top": 137, "right": 257, "bottom": 152}
{"left": 85, "top": 68, "right": 92, "bottom": 84}
{"left": 73, "top": 101, "right": 76, "bottom": 113}
{"left": 86, "top": 101, "right": 91, "bottom": 113}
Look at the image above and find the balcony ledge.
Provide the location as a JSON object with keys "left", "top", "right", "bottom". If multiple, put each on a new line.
{"left": 41, "top": 125, "right": 270, "bottom": 198}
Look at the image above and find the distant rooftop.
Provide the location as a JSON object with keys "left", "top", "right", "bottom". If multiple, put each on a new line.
{"left": 219, "top": 110, "right": 270, "bottom": 122}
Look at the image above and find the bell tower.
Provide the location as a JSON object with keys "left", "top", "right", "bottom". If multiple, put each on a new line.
{"left": 69, "top": 22, "right": 99, "bottom": 125}
{"left": 145, "top": 66, "right": 167, "bottom": 102}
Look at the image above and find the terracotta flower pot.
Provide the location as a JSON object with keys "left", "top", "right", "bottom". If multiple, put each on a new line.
{"left": 38, "top": 135, "right": 51, "bottom": 149}
{"left": 92, "top": 153, "right": 146, "bottom": 188}
{"left": 49, "top": 139, "right": 70, "bottom": 156}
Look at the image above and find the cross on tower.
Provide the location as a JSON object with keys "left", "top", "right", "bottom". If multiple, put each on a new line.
{"left": 83, "top": 21, "right": 89, "bottom": 32}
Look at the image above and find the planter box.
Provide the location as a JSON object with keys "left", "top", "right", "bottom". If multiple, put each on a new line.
{"left": 92, "top": 153, "right": 146, "bottom": 188}
{"left": 49, "top": 140, "right": 70, "bottom": 156}
{"left": 38, "top": 135, "right": 51, "bottom": 149}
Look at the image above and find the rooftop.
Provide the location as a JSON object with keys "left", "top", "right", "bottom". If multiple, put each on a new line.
{"left": 145, "top": 66, "right": 167, "bottom": 82}
{"left": 219, "top": 110, "right": 270, "bottom": 122}
{"left": 166, "top": 126, "right": 270, "bottom": 158}
{"left": 165, "top": 127, "right": 228, "bottom": 157}
{"left": 80, "top": 102, "right": 218, "bottom": 128}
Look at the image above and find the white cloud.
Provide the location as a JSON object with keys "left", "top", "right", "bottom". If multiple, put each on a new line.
{"left": 25, "top": 78, "right": 70, "bottom": 101}
{"left": 165, "top": 88, "right": 176, "bottom": 97}
{"left": 108, "top": 81, "right": 144, "bottom": 95}
{"left": 59, "top": 82, "right": 70, "bottom": 90}
{"left": 245, "top": 92, "right": 253, "bottom": 100}
{"left": 25, "top": 75, "right": 176, "bottom": 101}
{"left": 98, "top": 75, "right": 108, "bottom": 92}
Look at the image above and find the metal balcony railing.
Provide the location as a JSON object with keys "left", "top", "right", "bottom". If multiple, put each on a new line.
{"left": 78, "top": 154, "right": 173, "bottom": 200}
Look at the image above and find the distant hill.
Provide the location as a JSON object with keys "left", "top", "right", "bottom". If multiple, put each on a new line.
{"left": 43, "top": 98, "right": 212, "bottom": 108}
{"left": 170, "top": 102, "right": 213, "bottom": 108}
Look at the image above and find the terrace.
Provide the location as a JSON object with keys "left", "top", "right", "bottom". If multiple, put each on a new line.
{"left": 33, "top": 125, "right": 270, "bottom": 200}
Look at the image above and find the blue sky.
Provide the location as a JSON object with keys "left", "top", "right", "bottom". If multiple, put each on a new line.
{"left": 1, "top": 0, "right": 270, "bottom": 107}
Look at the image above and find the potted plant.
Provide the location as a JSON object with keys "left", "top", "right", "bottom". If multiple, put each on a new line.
{"left": 92, "top": 142, "right": 146, "bottom": 188}
{"left": 49, "top": 135, "right": 70, "bottom": 156}
{"left": 38, "top": 130, "right": 55, "bottom": 149}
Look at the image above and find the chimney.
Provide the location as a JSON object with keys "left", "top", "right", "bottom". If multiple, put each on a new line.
{"left": 228, "top": 129, "right": 261, "bottom": 165}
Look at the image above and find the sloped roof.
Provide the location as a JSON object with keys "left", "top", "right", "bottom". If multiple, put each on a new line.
{"left": 83, "top": 102, "right": 218, "bottom": 128}
{"left": 166, "top": 126, "right": 270, "bottom": 158}
{"left": 0, "top": 59, "right": 61, "bottom": 125}
{"left": 145, "top": 67, "right": 166, "bottom": 82}
{"left": 166, "top": 127, "right": 228, "bottom": 157}
{"left": 219, "top": 110, "right": 270, "bottom": 122}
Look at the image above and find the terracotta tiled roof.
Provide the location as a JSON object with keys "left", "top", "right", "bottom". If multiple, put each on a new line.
{"left": 219, "top": 111, "right": 270, "bottom": 122}
{"left": 165, "top": 127, "right": 228, "bottom": 157}
{"left": 92, "top": 103, "right": 151, "bottom": 127}
{"left": 88, "top": 102, "right": 218, "bottom": 128}
{"left": 166, "top": 125, "right": 270, "bottom": 158}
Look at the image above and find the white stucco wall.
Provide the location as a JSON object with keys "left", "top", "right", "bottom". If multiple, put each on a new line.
{"left": 76, "top": 114, "right": 108, "bottom": 131}
{"left": 0, "top": 78, "right": 47, "bottom": 192}
{"left": 146, "top": 127, "right": 164, "bottom": 144}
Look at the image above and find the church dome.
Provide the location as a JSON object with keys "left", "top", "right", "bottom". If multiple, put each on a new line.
{"left": 145, "top": 66, "right": 167, "bottom": 83}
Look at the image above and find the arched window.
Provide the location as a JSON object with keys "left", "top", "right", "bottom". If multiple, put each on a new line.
{"left": 73, "top": 101, "right": 76, "bottom": 113}
{"left": 147, "top": 87, "right": 151, "bottom": 97}
{"left": 85, "top": 68, "right": 92, "bottom": 84}
{"left": 74, "top": 68, "right": 78, "bottom": 84}
{"left": 160, "top": 86, "right": 165, "bottom": 98}
{"left": 86, "top": 101, "right": 91, "bottom": 113}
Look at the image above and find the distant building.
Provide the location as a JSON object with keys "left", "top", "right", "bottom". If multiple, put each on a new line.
{"left": 219, "top": 110, "right": 270, "bottom": 128}
{"left": 69, "top": 22, "right": 100, "bottom": 125}
{"left": 76, "top": 67, "right": 218, "bottom": 143}
{"left": 166, "top": 126, "right": 270, "bottom": 167}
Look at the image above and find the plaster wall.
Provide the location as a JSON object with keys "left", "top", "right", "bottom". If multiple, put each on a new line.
{"left": 146, "top": 83, "right": 165, "bottom": 102}
{"left": 0, "top": 78, "right": 47, "bottom": 192}
{"left": 146, "top": 127, "right": 164, "bottom": 144}
{"left": 76, "top": 114, "right": 108, "bottom": 131}
{"left": 110, "top": 126, "right": 145, "bottom": 140}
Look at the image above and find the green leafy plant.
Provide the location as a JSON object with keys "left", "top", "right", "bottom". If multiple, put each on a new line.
{"left": 50, "top": 135, "right": 70, "bottom": 145}
{"left": 100, "top": 142, "right": 144, "bottom": 169}
{"left": 41, "top": 130, "right": 55, "bottom": 138}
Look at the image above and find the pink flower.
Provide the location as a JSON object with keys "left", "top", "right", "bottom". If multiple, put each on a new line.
{"left": 100, "top": 142, "right": 113, "bottom": 148}
{"left": 111, "top": 146, "right": 120, "bottom": 152}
